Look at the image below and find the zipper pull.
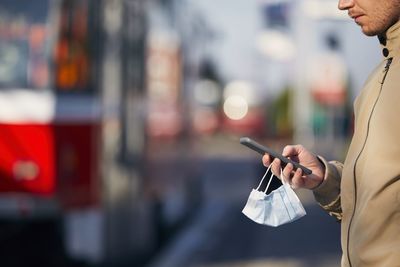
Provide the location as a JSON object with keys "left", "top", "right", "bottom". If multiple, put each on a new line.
{"left": 384, "top": 57, "right": 393, "bottom": 72}
{"left": 381, "top": 57, "right": 393, "bottom": 84}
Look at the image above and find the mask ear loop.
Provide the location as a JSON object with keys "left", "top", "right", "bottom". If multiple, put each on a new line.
{"left": 279, "top": 167, "right": 288, "bottom": 185}
{"left": 256, "top": 165, "right": 272, "bottom": 191}
{"left": 263, "top": 169, "right": 275, "bottom": 194}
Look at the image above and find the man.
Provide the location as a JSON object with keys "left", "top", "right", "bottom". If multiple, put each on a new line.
{"left": 263, "top": 0, "right": 400, "bottom": 266}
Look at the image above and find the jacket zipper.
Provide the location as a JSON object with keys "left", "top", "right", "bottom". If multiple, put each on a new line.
{"left": 346, "top": 57, "right": 393, "bottom": 267}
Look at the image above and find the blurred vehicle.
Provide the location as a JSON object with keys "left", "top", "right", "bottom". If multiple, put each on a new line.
{"left": 0, "top": 1, "right": 64, "bottom": 234}
{"left": 0, "top": 0, "right": 113, "bottom": 265}
{"left": 0, "top": 0, "right": 200, "bottom": 266}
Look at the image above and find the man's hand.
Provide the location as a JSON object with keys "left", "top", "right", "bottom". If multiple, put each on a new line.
{"left": 262, "top": 145, "right": 325, "bottom": 190}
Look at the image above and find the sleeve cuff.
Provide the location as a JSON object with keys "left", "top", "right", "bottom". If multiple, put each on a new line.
{"left": 312, "top": 156, "right": 342, "bottom": 206}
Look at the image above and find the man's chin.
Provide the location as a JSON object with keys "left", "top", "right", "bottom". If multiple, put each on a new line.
{"left": 361, "top": 26, "right": 380, "bottom": 37}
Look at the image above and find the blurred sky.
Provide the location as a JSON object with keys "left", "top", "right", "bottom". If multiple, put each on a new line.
{"left": 193, "top": 0, "right": 263, "bottom": 82}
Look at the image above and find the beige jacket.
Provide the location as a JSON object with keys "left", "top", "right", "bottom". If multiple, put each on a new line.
{"left": 313, "top": 21, "right": 400, "bottom": 267}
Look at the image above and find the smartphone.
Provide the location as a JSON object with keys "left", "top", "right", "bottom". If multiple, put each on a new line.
{"left": 240, "top": 137, "right": 312, "bottom": 175}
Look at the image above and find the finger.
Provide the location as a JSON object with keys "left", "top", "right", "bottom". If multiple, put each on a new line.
{"left": 282, "top": 163, "right": 294, "bottom": 184}
{"left": 291, "top": 168, "right": 304, "bottom": 189}
{"left": 271, "top": 158, "right": 281, "bottom": 177}
{"left": 262, "top": 154, "right": 272, "bottom": 167}
{"left": 282, "top": 145, "right": 297, "bottom": 157}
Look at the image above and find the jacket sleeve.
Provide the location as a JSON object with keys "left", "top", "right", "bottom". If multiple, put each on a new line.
{"left": 312, "top": 156, "right": 343, "bottom": 221}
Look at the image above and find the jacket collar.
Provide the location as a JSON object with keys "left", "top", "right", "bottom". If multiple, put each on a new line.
{"left": 378, "top": 20, "right": 400, "bottom": 58}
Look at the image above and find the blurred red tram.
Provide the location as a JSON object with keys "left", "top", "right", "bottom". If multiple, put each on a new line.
{"left": 0, "top": 0, "right": 104, "bottom": 211}
{"left": 0, "top": 0, "right": 167, "bottom": 265}
{"left": 0, "top": 0, "right": 201, "bottom": 265}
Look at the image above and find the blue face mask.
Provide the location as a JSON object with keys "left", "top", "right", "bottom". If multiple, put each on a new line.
{"left": 242, "top": 166, "right": 306, "bottom": 227}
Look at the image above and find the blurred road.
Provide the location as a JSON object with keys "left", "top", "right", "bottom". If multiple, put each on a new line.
{"left": 146, "top": 136, "right": 342, "bottom": 267}
{"left": 0, "top": 136, "right": 341, "bottom": 267}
